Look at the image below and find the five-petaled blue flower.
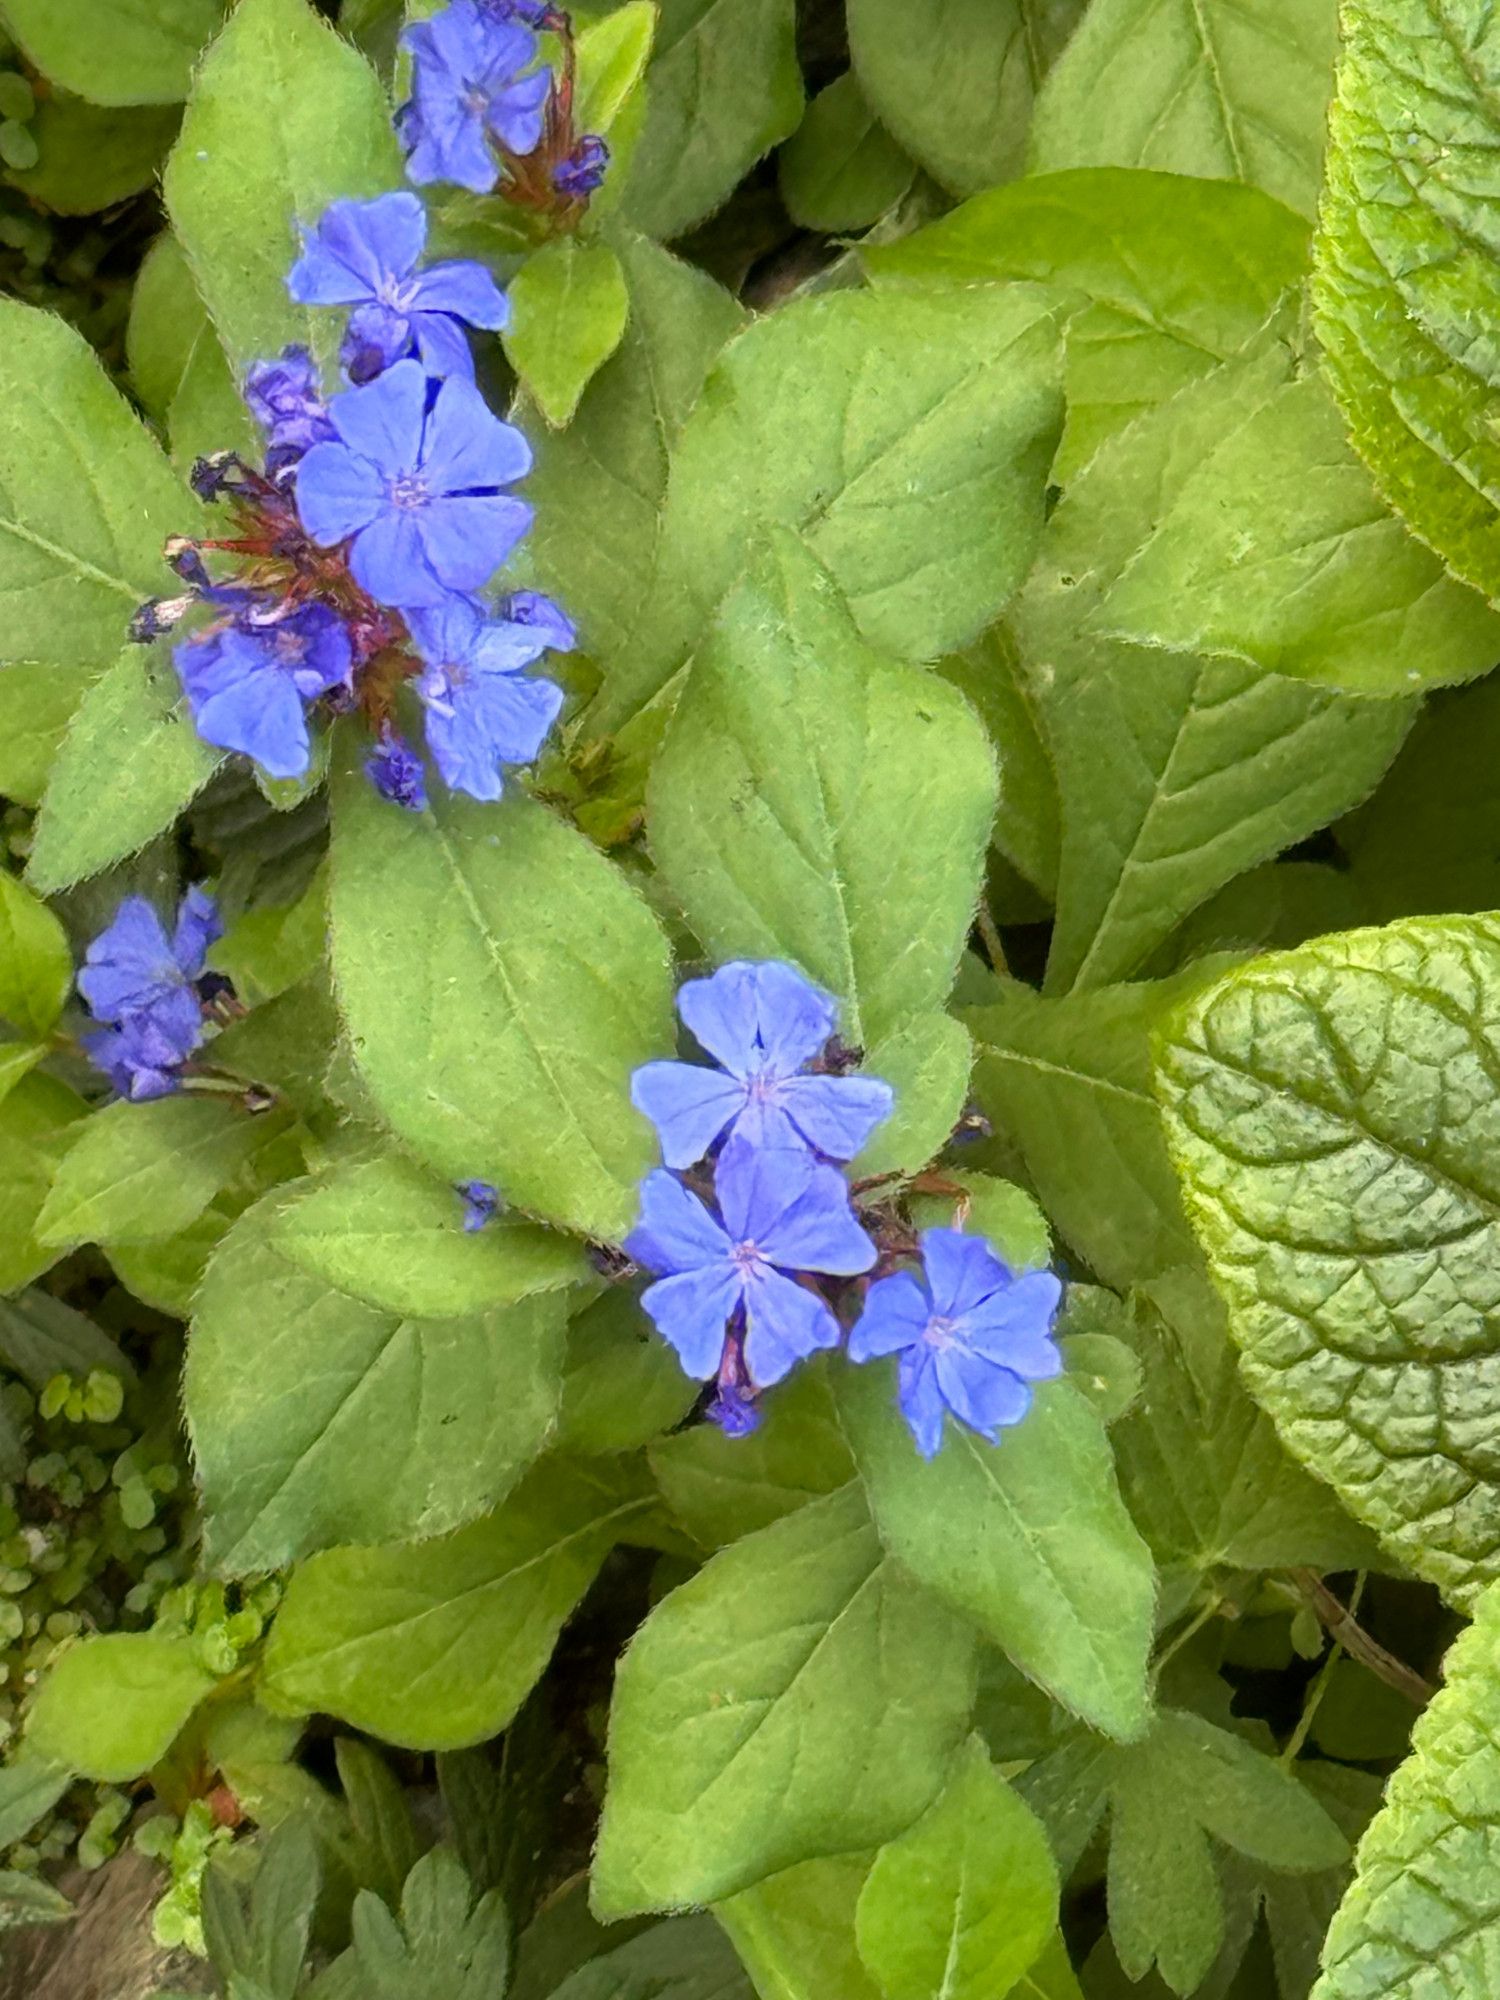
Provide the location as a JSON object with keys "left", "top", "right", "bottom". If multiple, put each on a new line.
{"left": 287, "top": 192, "right": 509, "bottom": 386}
{"left": 366, "top": 729, "right": 429, "bottom": 812}
{"left": 849, "top": 1228, "right": 1063, "bottom": 1459}
{"left": 400, "top": 0, "right": 551, "bottom": 195}
{"left": 626, "top": 1142, "right": 876, "bottom": 1389}
{"left": 174, "top": 603, "right": 353, "bottom": 779}
{"left": 296, "top": 359, "right": 533, "bottom": 609}
{"left": 407, "top": 592, "right": 566, "bottom": 801}
{"left": 78, "top": 889, "right": 222, "bottom": 1101}
{"left": 632, "top": 960, "right": 892, "bottom": 1170}
{"left": 244, "top": 345, "right": 335, "bottom": 471}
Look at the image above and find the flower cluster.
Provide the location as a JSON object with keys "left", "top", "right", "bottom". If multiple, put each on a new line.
{"left": 77, "top": 890, "right": 226, "bottom": 1101}
{"left": 626, "top": 959, "right": 1065, "bottom": 1453}
{"left": 136, "top": 1, "right": 610, "bottom": 813}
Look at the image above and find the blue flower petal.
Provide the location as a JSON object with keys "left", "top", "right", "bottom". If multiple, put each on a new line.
{"left": 631, "top": 1060, "right": 746, "bottom": 1168}
{"left": 848, "top": 1271, "right": 931, "bottom": 1362}
{"left": 625, "top": 1168, "right": 730, "bottom": 1276}
{"left": 639, "top": 1267, "right": 742, "bottom": 1379}
{"left": 780, "top": 1071, "right": 893, "bottom": 1160}
{"left": 741, "top": 1266, "right": 840, "bottom": 1386}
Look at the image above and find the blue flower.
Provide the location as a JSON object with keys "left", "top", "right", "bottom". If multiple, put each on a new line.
{"left": 287, "top": 192, "right": 509, "bottom": 385}
{"left": 553, "top": 134, "right": 608, "bottom": 199}
{"left": 295, "top": 359, "right": 533, "bottom": 610}
{"left": 632, "top": 961, "right": 893, "bottom": 1170}
{"left": 626, "top": 1141, "right": 875, "bottom": 1388}
{"left": 458, "top": 1180, "right": 500, "bottom": 1231}
{"left": 174, "top": 604, "right": 353, "bottom": 779}
{"left": 848, "top": 1228, "right": 1063, "bottom": 1458}
{"left": 78, "top": 889, "right": 222, "bottom": 1100}
{"left": 407, "top": 592, "right": 565, "bottom": 801}
{"left": 366, "top": 729, "right": 429, "bottom": 812}
{"left": 243, "top": 345, "right": 335, "bottom": 471}
{"left": 400, "top": 0, "right": 551, "bottom": 194}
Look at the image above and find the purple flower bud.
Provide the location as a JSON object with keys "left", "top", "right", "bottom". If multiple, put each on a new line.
{"left": 458, "top": 1180, "right": 501, "bottom": 1231}
{"left": 244, "top": 346, "right": 337, "bottom": 469}
{"left": 366, "top": 730, "right": 429, "bottom": 812}
{"left": 553, "top": 134, "right": 608, "bottom": 200}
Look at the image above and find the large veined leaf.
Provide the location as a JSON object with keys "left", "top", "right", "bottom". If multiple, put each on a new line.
{"left": 1156, "top": 915, "right": 1500, "bottom": 1606}
{"left": 260, "top": 1456, "right": 654, "bottom": 1750}
{"left": 25, "top": 1633, "right": 216, "bottom": 1782}
{"left": 1030, "top": 0, "right": 1340, "bottom": 219}
{"left": 869, "top": 166, "right": 1309, "bottom": 478}
{"left": 592, "top": 1484, "right": 977, "bottom": 1915}
{"left": 715, "top": 1855, "right": 886, "bottom": 2000}
{"left": 2, "top": 0, "right": 225, "bottom": 106}
{"left": 1313, "top": 0, "right": 1500, "bottom": 601}
{"left": 648, "top": 532, "right": 997, "bottom": 1047}
{"left": 186, "top": 1194, "right": 567, "bottom": 1575}
{"left": 588, "top": 284, "right": 1066, "bottom": 743}
{"left": 1011, "top": 341, "right": 1422, "bottom": 993}
{"left": 163, "top": 0, "right": 402, "bottom": 373}
{"left": 0, "top": 301, "right": 190, "bottom": 669}
{"left": 1314, "top": 1579, "right": 1500, "bottom": 1999}
{"left": 330, "top": 760, "right": 674, "bottom": 1243}
{"left": 847, "top": 0, "right": 1085, "bottom": 196}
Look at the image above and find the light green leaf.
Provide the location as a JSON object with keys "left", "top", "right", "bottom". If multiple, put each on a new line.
{"left": 556, "top": 1287, "right": 699, "bottom": 1458}
{"left": 0, "top": 872, "right": 70, "bottom": 1037}
{"left": 1, "top": 92, "right": 179, "bottom": 214}
{"left": 351, "top": 1849, "right": 511, "bottom": 2000}
{"left": 855, "top": 1740, "right": 1059, "bottom": 2000}
{"left": 163, "top": 0, "right": 402, "bottom": 374}
{"left": 0, "top": 1045, "right": 45, "bottom": 1109}
{"left": 128, "top": 231, "right": 251, "bottom": 474}
{"left": 186, "top": 1193, "right": 567, "bottom": 1573}
{"left": 961, "top": 967, "right": 1210, "bottom": 1291}
{"left": 868, "top": 166, "right": 1309, "bottom": 478}
{"left": 592, "top": 1483, "right": 977, "bottom": 1914}
{"left": 28, "top": 651, "right": 223, "bottom": 895}
{"left": 0, "top": 1872, "right": 72, "bottom": 1929}
{"left": 507, "top": 237, "right": 630, "bottom": 429}
{"left": 0, "top": 1287, "right": 133, "bottom": 1388}
{"left": 777, "top": 73, "right": 913, "bottom": 233}
{"left": 589, "top": 283, "right": 1066, "bottom": 741}
{"left": 329, "top": 761, "right": 673, "bottom": 1243}
{"left": 574, "top": 3, "right": 656, "bottom": 142}
{"left": 261, "top": 1455, "right": 652, "bottom": 1751}
{"left": 0, "top": 1759, "right": 70, "bottom": 1849}
{"left": 623, "top": 0, "right": 802, "bottom": 241}
{"left": 841, "top": 1366, "right": 1154, "bottom": 1741}
{"left": 549, "top": 1917, "right": 754, "bottom": 2000}
{"left": 2, "top": 0, "right": 224, "bottom": 105}
{"left": 37, "top": 1097, "right": 293, "bottom": 1250}
{"left": 1314, "top": 1579, "right": 1500, "bottom": 2000}
{"left": 0, "top": 1073, "right": 86, "bottom": 1295}
{"left": 25, "top": 1633, "right": 216, "bottom": 1781}
{"left": 1313, "top": 0, "right": 1500, "bottom": 602}
{"left": 936, "top": 626, "right": 1059, "bottom": 899}
{"left": 648, "top": 533, "right": 997, "bottom": 1046}
{"left": 852, "top": 1013, "right": 971, "bottom": 1180}
{"left": 649, "top": 1362, "right": 853, "bottom": 1550}
{"left": 907, "top": 1169, "right": 1052, "bottom": 1273}
{"left": 1030, "top": 0, "right": 1339, "bottom": 218}
{"left": 0, "top": 663, "right": 94, "bottom": 809}
{"left": 716, "top": 1855, "right": 885, "bottom": 2000}
{"left": 1012, "top": 344, "right": 1418, "bottom": 993}
{"left": 271, "top": 1153, "right": 586, "bottom": 1317}
{"left": 0, "top": 300, "right": 190, "bottom": 669}
{"left": 1156, "top": 914, "right": 1500, "bottom": 1607}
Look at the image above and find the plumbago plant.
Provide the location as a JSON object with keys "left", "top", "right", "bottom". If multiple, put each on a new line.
{"left": 9, "top": 0, "right": 1500, "bottom": 1994}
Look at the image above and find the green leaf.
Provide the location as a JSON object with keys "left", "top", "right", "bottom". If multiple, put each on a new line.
{"left": 868, "top": 166, "right": 1309, "bottom": 479}
{"left": 1, "top": 0, "right": 224, "bottom": 105}
{"left": 648, "top": 533, "right": 996, "bottom": 1046}
{"left": 128, "top": 231, "right": 251, "bottom": 475}
{"left": 555, "top": 1287, "right": 699, "bottom": 1459}
{"left": 506, "top": 237, "right": 630, "bottom": 429}
{"left": 777, "top": 73, "right": 913, "bottom": 233}
{"left": 1, "top": 92, "right": 179, "bottom": 213}
{"left": 25, "top": 1633, "right": 216, "bottom": 1781}
{"left": 840, "top": 1365, "right": 1154, "bottom": 1741}
{"left": 186, "top": 1193, "right": 567, "bottom": 1574}
{"left": 0, "top": 1073, "right": 85, "bottom": 1295}
{"left": 523, "top": 233, "right": 742, "bottom": 682}
{"left": 271, "top": 1153, "right": 586, "bottom": 1318}
{"left": 716, "top": 1855, "right": 885, "bottom": 2000}
{"left": 623, "top": 0, "right": 802, "bottom": 241}
{"left": 0, "top": 300, "right": 190, "bottom": 669}
{"left": 163, "top": 0, "right": 402, "bottom": 375}
{"left": 0, "top": 664, "right": 94, "bottom": 809}
{"left": 351, "top": 1850, "right": 510, "bottom": 2000}
{"left": 936, "top": 626, "right": 1058, "bottom": 898}
{"left": 855, "top": 1740, "right": 1059, "bottom": 2000}
{"left": 203, "top": 1816, "right": 321, "bottom": 2000}
{"left": 0, "top": 1872, "right": 72, "bottom": 1928}
{"left": 1030, "top": 0, "right": 1339, "bottom": 218}
{"left": 649, "top": 1361, "right": 854, "bottom": 1550}
{"left": 334, "top": 1739, "right": 425, "bottom": 1913}
{"left": 262, "top": 1456, "right": 653, "bottom": 1751}
{"left": 549, "top": 1916, "right": 755, "bottom": 1999}
{"left": 1011, "top": 345, "right": 1419, "bottom": 993}
{"left": 0, "top": 872, "right": 70, "bottom": 1037}
{"left": 907, "top": 1170, "right": 1052, "bottom": 1273}
{"left": 36, "top": 1097, "right": 293, "bottom": 1250}
{"left": 0, "top": 1287, "right": 132, "bottom": 1388}
{"left": 852, "top": 1012, "right": 971, "bottom": 1180}
{"left": 0, "top": 1758, "right": 70, "bottom": 1848}
{"left": 961, "top": 967, "right": 1209, "bottom": 1291}
{"left": 28, "top": 650, "right": 222, "bottom": 895}
{"left": 849, "top": 0, "right": 1083, "bottom": 195}
{"left": 574, "top": 3, "right": 657, "bottom": 140}
{"left": 589, "top": 283, "right": 1066, "bottom": 741}
{"left": 1313, "top": 0, "right": 1500, "bottom": 603}
{"left": 329, "top": 760, "right": 673, "bottom": 1243}
{"left": 592, "top": 1483, "right": 977, "bottom": 1914}
{"left": 1155, "top": 914, "right": 1500, "bottom": 1607}
{"left": 1314, "top": 1579, "right": 1500, "bottom": 1999}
